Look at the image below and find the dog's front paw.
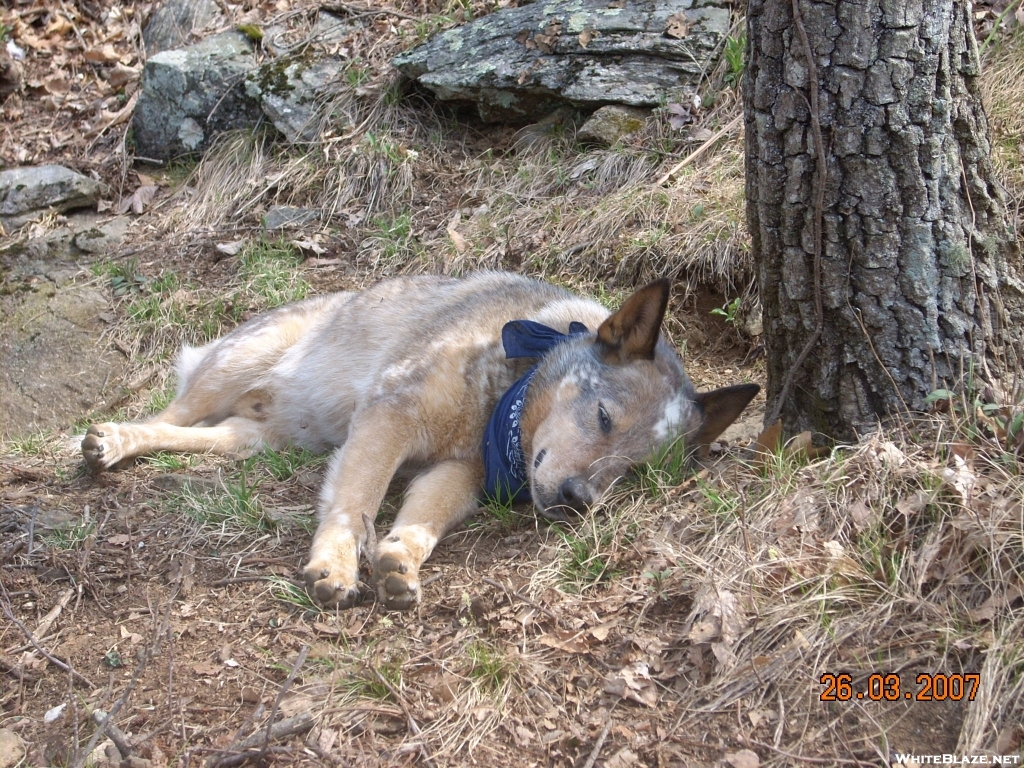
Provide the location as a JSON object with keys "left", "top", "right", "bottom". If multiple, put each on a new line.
{"left": 375, "top": 551, "right": 421, "bottom": 611}
{"left": 81, "top": 423, "right": 127, "bottom": 471}
{"left": 303, "top": 561, "right": 361, "bottom": 609}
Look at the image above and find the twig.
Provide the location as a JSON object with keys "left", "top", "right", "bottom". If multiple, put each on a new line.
{"left": 481, "top": 576, "right": 560, "bottom": 624}
{"left": 370, "top": 667, "right": 437, "bottom": 768}
{"left": 257, "top": 645, "right": 309, "bottom": 767}
{"left": 765, "top": 0, "right": 826, "bottom": 426}
{"left": 748, "top": 739, "right": 877, "bottom": 766}
{"left": 0, "top": 656, "right": 41, "bottom": 682}
{"left": 580, "top": 716, "right": 613, "bottom": 768}
{"left": 71, "top": 646, "right": 151, "bottom": 768}
{"left": 0, "top": 588, "right": 96, "bottom": 689}
{"left": 324, "top": 3, "right": 420, "bottom": 22}
{"left": 233, "top": 714, "right": 315, "bottom": 751}
{"left": 91, "top": 709, "right": 134, "bottom": 758}
{"left": 655, "top": 114, "right": 742, "bottom": 186}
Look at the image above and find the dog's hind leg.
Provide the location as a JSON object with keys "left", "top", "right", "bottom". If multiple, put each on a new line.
{"left": 374, "top": 460, "right": 481, "bottom": 611}
{"left": 81, "top": 416, "right": 273, "bottom": 471}
{"left": 303, "top": 411, "right": 413, "bottom": 609}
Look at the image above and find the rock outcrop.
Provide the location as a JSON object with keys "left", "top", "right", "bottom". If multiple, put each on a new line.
{"left": 132, "top": 31, "right": 261, "bottom": 161}
{"left": 392, "top": 0, "right": 730, "bottom": 121}
{"left": 0, "top": 165, "right": 104, "bottom": 230}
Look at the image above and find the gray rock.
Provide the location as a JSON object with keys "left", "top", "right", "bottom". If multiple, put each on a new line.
{"left": 246, "top": 56, "right": 348, "bottom": 142}
{"left": 0, "top": 166, "right": 104, "bottom": 231}
{"left": 132, "top": 31, "right": 261, "bottom": 161}
{"left": 577, "top": 105, "right": 649, "bottom": 145}
{"left": 393, "top": 0, "right": 730, "bottom": 121}
{"left": 262, "top": 205, "right": 320, "bottom": 230}
{"left": 142, "top": 0, "right": 221, "bottom": 56}
{"left": 73, "top": 217, "right": 132, "bottom": 254}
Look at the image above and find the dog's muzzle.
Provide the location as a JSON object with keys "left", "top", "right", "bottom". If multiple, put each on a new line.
{"left": 538, "top": 477, "right": 593, "bottom": 522}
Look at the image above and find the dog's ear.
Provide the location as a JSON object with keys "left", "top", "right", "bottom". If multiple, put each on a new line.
{"left": 693, "top": 383, "right": 760, "bottom": 446}
{"left": 596, "top": 279, "right": 670, "bottom": 364}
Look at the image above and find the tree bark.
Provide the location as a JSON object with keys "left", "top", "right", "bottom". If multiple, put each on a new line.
{"left": 744, "top": 0, "right": 1022, "bottom": 440}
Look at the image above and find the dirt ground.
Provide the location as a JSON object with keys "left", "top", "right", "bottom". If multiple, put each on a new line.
{"left": 3, "top": 1, "right": 1024, "bottom": 767}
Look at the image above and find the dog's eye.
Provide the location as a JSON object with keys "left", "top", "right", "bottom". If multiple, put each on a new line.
{"left": 598, "top": 402, "right": 612, "bottom": 434}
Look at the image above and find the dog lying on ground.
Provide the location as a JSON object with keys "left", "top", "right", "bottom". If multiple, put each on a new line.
{"left": 82, "top": 272, "right": 758, "bottom": 610}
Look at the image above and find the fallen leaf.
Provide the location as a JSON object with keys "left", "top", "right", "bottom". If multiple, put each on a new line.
{"left": 216, "top": 240, "right": 245, "bottom": 256}
{"left": 43, "top": 75, "right": 70, "bottom": 94}
{"left": 846, "top": 499, "right": 877, "bottom": 531}
{"left": 690, "top": 588, "right": 748, "bottom": 647}
{"left": 588, "top": 618, "right": 618, "bottom": 641}
{"left": 665, "top": 12, "right": 690, "bottom": 39}
{"left": 117, "top": 184, "right": 158, "bottom": 215}
{"left": 45, "top": 15, "right": 73, "bottom": 37}
{"left": 603, "top": 662, "right": 657, "bottom": 707}
{"left": 193, "top": 661, "right": 221, "bottom": 676}
{"left": 578, "top": 28, "right": 597, "bottom": 48}
{"left": 605, "top": 748, "right": 639, "bottom": 768}
{"left": 785, "top": 430, "right": 828, "bottom": 460}
{"left": 688, "top": 617, "right": 721, "bottom": 644}
{"left": 533, "top": 33, "right": 556, "bottom": 53}
{"left": 665, "top": 102, "right": 692, "bottom": 129}
{"left": 896, "top": 491, "right": 930, "bottom": 518}
{"left": 725, "top": 749, "right": 760, "bottom": 768}
{"left": 538, "top": 629, "right": 590, "bottom": 654}
{"left": 753, "top": 420, "right": 783, "bottom": 464}
{"left": 774, "top": 487, "right": 820, "bottom": 534}
{"left": 446, "top": 211, "right": 469, "bottom": 253}
{"left": 44, "top": 703, "right": 66, "bottom": 723}
{"left": 108, "top": 62, "right": 139, "bottom": 88}
{"left": 290, "top": 238, "right": 326, "bottom": 255}
{"left": 107, "top": 533, "right": 131, "bottom": 546}
{"left": 85, "top": 44, "right": 121, "bottom": 64}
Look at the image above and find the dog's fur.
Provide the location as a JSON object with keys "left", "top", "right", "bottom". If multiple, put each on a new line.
{"left": 82, "top": 273, "right": 758, "bottom": 609}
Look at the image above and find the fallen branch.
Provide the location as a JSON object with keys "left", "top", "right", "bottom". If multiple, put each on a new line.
{"left": 370, "top": 666, "right": 437, "bottom": 768}
{"left": 256, "top": 645, "right": 309, "bottom": 767}
{"left": 655, "top": 114, "right": 742, "bottom": 186}
{"left": 0, "top": 588, "right": 95, "bottom": 689}
{"left": 481, "top": 576, "right": 560, "bottom": 625}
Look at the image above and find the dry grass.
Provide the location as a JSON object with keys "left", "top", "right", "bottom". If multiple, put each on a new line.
{"left": 982, "top": 28, "right": 1024, "bottom": 232}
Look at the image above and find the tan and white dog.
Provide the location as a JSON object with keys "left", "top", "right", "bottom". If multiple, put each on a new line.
{"left": 82, "top": 272, "right": 758, "bottom": 610}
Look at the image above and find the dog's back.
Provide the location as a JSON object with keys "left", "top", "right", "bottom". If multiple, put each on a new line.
{"left": 176, "top": 273, "right": 612, "bottom": 457}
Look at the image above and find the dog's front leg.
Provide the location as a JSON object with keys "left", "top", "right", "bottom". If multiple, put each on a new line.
{"left": 375, "top": 459, "right": 481, "bottom": 610}
{"left": 304, "top": 419, "right": 409, "bottom": 609}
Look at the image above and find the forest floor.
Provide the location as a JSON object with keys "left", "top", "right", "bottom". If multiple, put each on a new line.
{"left": 1, "top": 1, "right": 1023, "bottom": 767}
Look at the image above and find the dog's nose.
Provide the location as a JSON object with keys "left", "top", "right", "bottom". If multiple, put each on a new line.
{"left": 556, "top": 478, "right": 592, "bottom": 514}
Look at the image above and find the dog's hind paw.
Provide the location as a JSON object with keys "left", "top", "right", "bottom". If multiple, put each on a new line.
{"left": 375, "top": 552, "right": 421, "bottom": 611}
{"left": 303, "top": 565, "right": 361, "bottom": 609}
{"left": 81, "top": 423, "right": 128, "bottom": 471}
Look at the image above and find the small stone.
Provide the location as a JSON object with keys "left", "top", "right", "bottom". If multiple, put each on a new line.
{"left": 0, "top": 729, "right": 27, "bottom": 768}
{"left": 73, "top": 217, "right": 132, "bottom": 254}
{"left": 577, "top": 106, "right": 649, "bottom": 146}
{"left": 262, "top": 206, "right": 320, "bottom": 231}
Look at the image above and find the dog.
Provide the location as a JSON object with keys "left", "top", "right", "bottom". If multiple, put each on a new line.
{"left": 82, "top": 272, "right": 758, "bottom": 610}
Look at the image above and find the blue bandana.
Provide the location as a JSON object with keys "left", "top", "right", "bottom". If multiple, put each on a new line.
{"left": 481, "top": 320, "right": 589, "bottom": 504}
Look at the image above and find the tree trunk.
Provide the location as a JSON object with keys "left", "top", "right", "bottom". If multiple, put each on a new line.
{"left": 744, "top": 0, "right": 1022, "bottom": 440}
